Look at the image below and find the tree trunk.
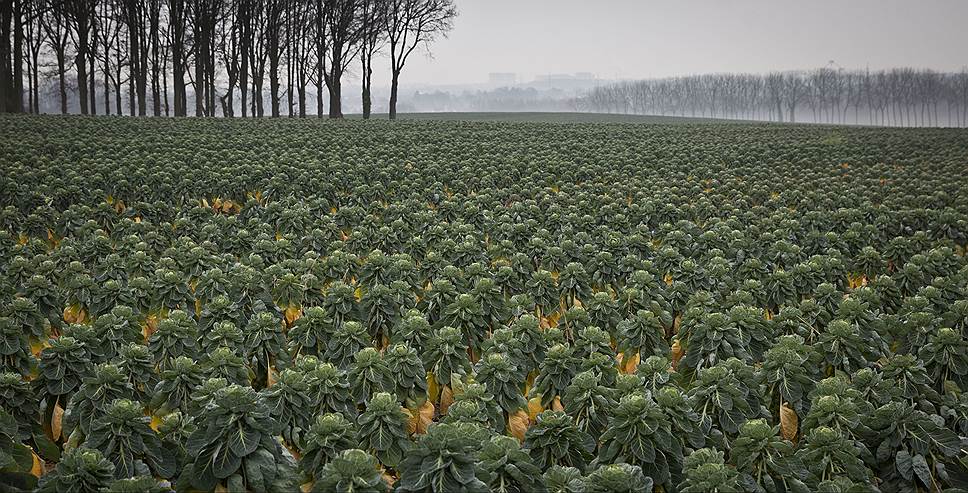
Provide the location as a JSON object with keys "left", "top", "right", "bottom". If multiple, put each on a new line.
{"left": 31, "top": 49, "right": 39, "bottom": 113}
{"left": 269, "top": 53, "right": 279, "bottom": 117}
{"left": 76, "top": 31, "right": 89, "bottom": 115}
{"left": 89, "top": 28, "right": 96, "bottom": 115}
{"left": 57, "top": 51, "right": 67, "bottom": 114}
{"left": 151, "top": 7, "right": 161, "bottom": 116}
{"left": 0, "top": 0, "right": 11, "bottom": 113}
{"left": 12, "top": 0, "right": 24, "bottom": 112}
{"left": 361, "top": 55, "right": 372, "bottom": 119}
{"left": 328, "top": 77, "right": 341, "bottom": 118}
{"left": 388, "top": 69, "right": 400, "bottom": 120}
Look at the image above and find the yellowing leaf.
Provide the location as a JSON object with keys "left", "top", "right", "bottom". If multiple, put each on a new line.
{"left": 440, "top": 385, "right": 454, "bottom": 415}
{"left": 30, "top": 449, "right": 44, "bottom": 477}
{"left": 416, "top": 400, "right": 435, "bottom": 435}
{"left": 284, "top": 306, "right": 302, "bottom": 326}
{"left": 51, "top": 401, "right": 64, "bottom": 442}
{"left": 551, "top": 396, "right": 564, "bottom": 412}
{"left": 780, "top": 402, "right": 798, "bottom": 443}
{"left": 403, "top": 407, "right": 417, "bottom": 435}
{"left": 670, "top": 339, "right": 684, "bottom": 370}
{"left": 527, "top": 397, "right": 544, "bottom": 422}
{"left": 508, "top": 409, "right": 530, "bottom": 442}
{"left": 427, "top": 373, "right": 440, "bottom": 403}
{"left": 621, "top": 352, "right": 640, "bottom": 374}
{"left": 267, "top": 366, "right": 278, "bottom": 387}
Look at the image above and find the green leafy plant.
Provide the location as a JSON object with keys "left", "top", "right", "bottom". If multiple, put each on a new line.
{"left": 349, "top": 347, "right": 391, "bottom": 406}
{"left": 147, "top": 310, "right": 198, "bottom": 371}
{"left": 597, "top": 392, "right": 682, "bottom": 488}
{"left": 795, "top": 427, "right": 875, "bottom": 489}
{"left": 729, "top": 419, "right": 809, "bottom": 493}
{"left": 181, "top": 384, "right": 294, "bottom": 492}
{"left": 85, "top": 399, "right": 175, "bottom": 478}
{"left": 262, "top": 368, "right": 315, "bottom": 447}
{"left": 562, "top": 370, "right": 613, "bottom": 439}
{"left": 36, "top": 447, "right": 115, "bottom": 493}
{"left": 680, "top": 448, "right": 739, "bottom": 493}
{"left": 356, "top": 392, "right": 410, "bottom": 469}
{"left": 396, "top": 422, "right": 489, "bottom": 493}
{"left": 524, "top": 410, "right": 595, "bottom": 472}
{"left": 0, "top": 409, "right": 38, "bottom": 492}
{"left": 478, "top": 434, "right": 547, "bottom": 493}
{"left": 867, "top": 400, "right": 963, "bottom": 491}
{"left": 312, "top": 448, "right": 389, "bottom": 493}
{"left": 299, "top": 413, "right": 358, "bottom": 482}
{"left": 530, "top": 344, "right": 578, "bottom": 409}
{"left": 580, "top": 463, "right": 653, "bottom": 493}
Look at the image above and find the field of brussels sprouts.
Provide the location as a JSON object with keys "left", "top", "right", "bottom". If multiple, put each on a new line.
{"left": 1, "top": 114, "right": 968, "bottom": 493}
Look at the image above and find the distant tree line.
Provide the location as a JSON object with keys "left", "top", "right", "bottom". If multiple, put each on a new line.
{"left": 578, "top": 68, "right": 968, "bottom": 127}
{"left": 0, "top": 0, "right": 456, "bottom": 118}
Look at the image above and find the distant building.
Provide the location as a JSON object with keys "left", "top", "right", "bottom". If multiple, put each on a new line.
{"left": 488, "top": 73, "right": 517, "bottom": 86}
{"left": 534, "top": 73, "right": 597, "bottom": 84}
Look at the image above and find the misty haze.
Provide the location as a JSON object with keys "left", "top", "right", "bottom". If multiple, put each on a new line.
{"left": 1, "top": 2, "right": 968, "bottom": 493}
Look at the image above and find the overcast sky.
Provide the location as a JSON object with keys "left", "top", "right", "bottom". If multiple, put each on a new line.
{"left": 375, "top": 0, "right": 968, "bottom": 86}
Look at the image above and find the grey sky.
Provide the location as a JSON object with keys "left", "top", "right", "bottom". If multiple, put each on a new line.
{"left": 376, "top": 0, "right": 968, "bottom": 86}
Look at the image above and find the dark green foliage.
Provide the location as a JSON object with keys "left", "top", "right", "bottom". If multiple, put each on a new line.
{"left": 795, "top": 427, "right": 875, "bottom": 489}
{"left": 531, "top": 344, "right": 578, "bottom": 408}
{"left": 182, "top": 385, "right": 294, "bottom": 492}
{"left": 580, "top": 463, "right": 653, "bottom": 493}
{"left": 348, "top": 347, "right": 391, "bottom": 406}
{"left": 312, "top": 449, "right": 388, "bottom": 493}
{"left": 36, "top": 447, "right": 115, "bottom": 493}
{"left": 475, "top": 351, "right": 527, "bottom": 416}
{"left": 4, "top": 115, "right": 968, "bottom": 491}
{"left": 85, "top": 399, "right": 175, "bottom": 478}
{"left": 396, "top": 422, "right": 489, "bottom": 493}
{"left": 478, "top": 435, "right": 547, "bottom": 493}
{"left": 149, "top": 356, "right": 203, "bottom": 415}
{"left": 261, "top": 368, "right": 315, "bottom": 447}
{"left": 562, "top": 370, "right": 613, "bottom": 439}
{"left": 35, "top": 336, "right": 90, "bottom": 401}
{"left": 0, "top": 409, "right": 38, "bottom": 492}
{"left": 680, "top": 448, "right": 739, "bottom": 493}
{"left": 423, "top": 326, "right": 471, "bottom": 389}
{"left": 598, "top": 392, "right": 682, "bottom": 488}
{"left": 148, "top": 310, "right": 198, "bottom": 371}
{"left": 299, "top": 413, "right": 358, "bottom": 481}
{"left": 0, "top": 316, "right": 34, "bottom": 376}
{"left": 524, "top": 410, "right": 596, "bottom": 472}
{"left": 385, "top": 343, "right": 428, "bottom": 407}
{"left": 356, "top": 392, "right": 410, "bottom": 468}
{"left": 730, "top": 419, "right": 809, "bottom": 493}
{"left": 63, "top": 363, "right": 135, "bottom": 438}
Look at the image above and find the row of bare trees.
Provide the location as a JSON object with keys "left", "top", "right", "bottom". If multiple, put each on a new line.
{"left": 579, "top": 68, "right": 968, "bottom": 127}
{"left": 0, "top": 0, "right": 456, "bottom": 118}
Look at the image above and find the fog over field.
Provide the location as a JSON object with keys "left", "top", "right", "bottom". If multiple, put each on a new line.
{"left": 389, "top": 0, "right": 968, "bottom": 86}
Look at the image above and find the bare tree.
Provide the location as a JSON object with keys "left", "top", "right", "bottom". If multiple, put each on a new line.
{"left": 0, "top": 0, "right": 24, "bottom": 112}
{"left": 23, "top": 0, "right": 46, "bottom": 113}
{"left": 167, "top": 0, "right": 187, "bottom": 115}
{"left": 382, "top": 0, "right": 455, "bottom": 120}
{"left": 63, "top": 0, "right": 96, "bottom": 114}
{"left": 358, "top": 0, "right": 384, "bottom": 118}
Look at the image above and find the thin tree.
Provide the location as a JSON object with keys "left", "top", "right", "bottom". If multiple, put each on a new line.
{"left": 382, "top": 0, "right": 455, "bottom": 120}
{"left": 322, "top": 0, "right": 365, "bottom": 119}
{"left": 358, "top": 0, "right": 385, "bottom": 118}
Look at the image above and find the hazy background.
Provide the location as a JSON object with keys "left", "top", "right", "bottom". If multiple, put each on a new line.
{"left": 373, "top": 0, "right": 968, "bottom": 88}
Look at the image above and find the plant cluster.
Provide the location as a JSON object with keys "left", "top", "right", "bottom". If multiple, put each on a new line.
{"left": 1, "top": 116, "right": 968, "bottom": 491}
